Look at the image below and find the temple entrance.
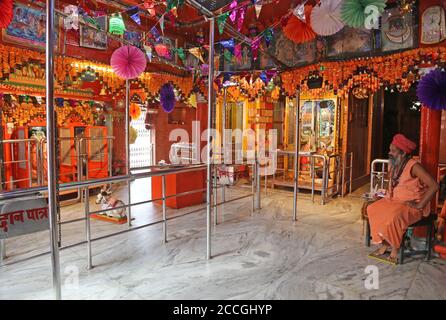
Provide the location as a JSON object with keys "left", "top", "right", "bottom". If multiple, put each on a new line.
{"left": 382, "top": 84, "right": 421, "bottom": 157}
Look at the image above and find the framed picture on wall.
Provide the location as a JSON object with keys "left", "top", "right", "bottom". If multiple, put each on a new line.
{"left": 267, "top": 31, "right": 317, "bottom": 67}
{"left": 381, "top": 8, "right": 415, "bottom": 52}
{"left": 80, "top": 16, "right": 108, "bottom": 50}
{"left": 2, "top": 3, "right": 52, "bottom": 49}
{"left": 326, "top": 27, "right": 374, "bottom": 58}
{"left": 421, "top": 6, "right": 446, "bottom": 44}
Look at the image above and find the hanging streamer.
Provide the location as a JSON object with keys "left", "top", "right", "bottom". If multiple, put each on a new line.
{"left": 159, "top": 15, "right": 165, "bottom": 35}
{"left": 264, "top": 28, "right": 274, "bottom": 47}
{"left": 217, "top": 12, "right": 230, "bottom": 35}
{"left": 189, "top": 47, "right": 205, "bottom": 63}
{"left": 255, "top": 3, "right": 262, "bottom": 19}
{"left": 150, "top": 26, "right": 161, "bottom": 42}
{"left": 229, "top": 0, "right": 238, "bottom": 23}
{"left": 237, "top": 6, "right": 247, "bottom": 31}
{"left": 251, "top": 38, "right": 261, "bottom": 61}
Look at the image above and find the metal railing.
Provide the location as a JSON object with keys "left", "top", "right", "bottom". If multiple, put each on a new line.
{"left": 342, "top": 152, "right": 354, "bottom": 197}
{"left": 0, "top": 162, "right": 261, "bottom": 267}
{"left": 271, "top": 151, "right": 345, "bottom": 205}
{"left": 370, "top": 159, "right": 390, "bottom": 195}
{"left": 0, "top": 138, "right": 38, "bottom": 190}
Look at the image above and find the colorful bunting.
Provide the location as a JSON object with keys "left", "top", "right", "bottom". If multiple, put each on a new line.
{"left": 264, "top": 28, "right": 274, "bottom": 47}
{"left": 127, "top": 6, "right": 141, "bottom": 25}
{"left": 293, "top": 1, "right": 307, "bottom": 22}
{"left": 159, "top": 15, "right": 165, "bottom": 35}
{"left": 144, "top": 1, "right": 156, "bottom": 16}
{"left": 144, "top": 45, "right": 152, "bottom": 62}
{"left": 150, "top": 26, "right": 161, "bottom": 42}
{"left": 255, "top": 3, "right": 262, "bottom": 19}
{"left": 220, "top": 39, "right": 235, "bottom": 51}
{"left": 237, "top": 7, "right": 247, "bottom": 31}
{"left": 251, "top": 37, "right": 261, "bottom": 61}
{"left": 234, "top": 44, "right": 242, "bottom": 61}
{"left": 189, "top": 47, "right": 205, "bottom": 64}
{"left": 229, "top": 0, "right": 238, "bottom": 23}
{"left": 64, "top": 5, "right": 79, "bottom": 30}
{"left": 176, "top": 47, "right": 186, "bottom": 62}
{"left": 224, "top": 49, "right": 233, "bottom": 62}
{"left": 217, "top": 12, "right": 230, "bottom": 35}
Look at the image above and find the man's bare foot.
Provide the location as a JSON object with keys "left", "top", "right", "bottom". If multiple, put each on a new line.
{"left": 376, "top": 244, "right": 389, "bottom": 255}
{"left": 389, "top": 248, "right": 399, "bottom": 260}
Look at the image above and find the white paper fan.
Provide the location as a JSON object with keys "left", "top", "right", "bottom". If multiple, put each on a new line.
{"left": 310, "top": 0, "right": 345, "bottom": 36}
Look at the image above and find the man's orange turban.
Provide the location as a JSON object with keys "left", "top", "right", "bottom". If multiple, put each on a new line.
{"left": 392, "top": 133, "right": 417, "bottom": 154}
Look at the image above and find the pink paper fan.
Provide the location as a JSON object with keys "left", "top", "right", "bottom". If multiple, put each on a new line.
{"left": 310, "top": 0, "right": 344, "bottom": 36}
{"left": 110, "top": 45, "right": 147, "bottom": 80}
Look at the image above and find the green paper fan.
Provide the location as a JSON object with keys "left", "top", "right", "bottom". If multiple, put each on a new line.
{"left": 341, "top": 0, "right": 386, "bottom": 28}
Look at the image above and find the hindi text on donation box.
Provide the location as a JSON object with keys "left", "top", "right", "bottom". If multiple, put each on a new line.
{"left": 0, "top": 198, "right": 49, "bottom": 239}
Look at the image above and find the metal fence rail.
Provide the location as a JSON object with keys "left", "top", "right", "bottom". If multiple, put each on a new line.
{"left": 0, "top": 162, "right": 261, "bottom": 268}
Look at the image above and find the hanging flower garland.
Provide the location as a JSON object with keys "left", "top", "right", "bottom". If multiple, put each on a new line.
{"left": 417, "top": 69, "right": 446, "bottom": 111}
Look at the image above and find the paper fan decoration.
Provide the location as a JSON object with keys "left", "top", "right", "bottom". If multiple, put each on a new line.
{"left": 311, "top": 0, "right": 345, "bottom": 36}
{"left": 159, "top": 83, "right": 176, "bottom": 113}
{"left": 110, "top": 46, "right": 147, "bottom": 80}
{"left": 416, "top": 69, "right": 446, "bottom": 111}
{"left": 341, "top": 0, "right": 386, "bottom": 28}
{"left": 283, "top": 5, "right": 316, "bottom": 44}
{"left": 0, "top": 0, "right": 13, "bottom": 28}
{"left": 129, "top": 103, "right": 141, "bottom": 120}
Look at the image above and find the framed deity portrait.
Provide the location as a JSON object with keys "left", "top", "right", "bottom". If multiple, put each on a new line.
{"left": 2, "top": 3, "right": 53, "bottom": 49}
{"left": 421, "top": 6, "right": 446, "bottom": 44}
{"left": 80, "top": 16, "right": 108, "bottom": 50}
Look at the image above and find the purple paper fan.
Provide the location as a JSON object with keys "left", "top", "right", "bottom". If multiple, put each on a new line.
{"left": 160, "top": 83, "right": 176, "bottom": 113}
{"left": 416, "top": 69, "right": 446, "bottom": 111}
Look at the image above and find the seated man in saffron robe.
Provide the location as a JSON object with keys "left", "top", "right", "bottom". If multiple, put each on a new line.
{"left": 367, "top": 133, "right": 439, "bottom": 263}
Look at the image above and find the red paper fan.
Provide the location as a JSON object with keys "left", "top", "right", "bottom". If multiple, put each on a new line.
{"left": 0, "top": 0, "right": 14, "bottom": 28}
{"left": 283, "top": 5, "right": 316, "bottom": 44}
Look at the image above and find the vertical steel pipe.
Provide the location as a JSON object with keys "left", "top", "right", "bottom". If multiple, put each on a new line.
{"left": 255, "top": 158, "right": 261, "bottom": 210}
{"left": 84, "top": 188, "right": 92, "bottom": 269}
{"left": 206, "top": 17, "right": 215, "bottom": 260}
{"left": 27, "top": 142, "right": 32, "bottom": 187}
{"left": 213, "top": 166, "right": 218, "bottom": 226}
{"left": 162, "top": 175, "right": 167, "bottom": 243}
{"left": 125, "top": 80, "right": 132, "bottom": 227}
{"left": 292, "top": 91, "right": 300, "bottom": 221}
{"left": 0, "top": 239, "right": 5, "bottom": 263}
{"left": 45, "top": 0, "right": 62, "bottom": 299}
{"left": 221, "top": 87, "right": 227, "bottom": 203}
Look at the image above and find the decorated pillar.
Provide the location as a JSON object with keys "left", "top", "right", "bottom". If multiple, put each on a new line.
{"left": 415, "top": 106, "right": 441, "bottom": 237}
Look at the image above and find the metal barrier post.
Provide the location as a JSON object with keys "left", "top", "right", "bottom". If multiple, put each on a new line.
{"left": 0, "top": 239, "right": 5, "bottom": 263}
{"left": 27, "top": 142, "right": 32, "bottom": 187}
{"left": 162, "top": 175, "right": 167, "bottom": 243}
{"left": 321, "top": 156, "right": 327, "bottom": 205}
{"left": 349, "top": 153, "right": 353, "bottom": 195}
{"left": 292, "top": 90, "right": 300, "bottom": 221}
{"left": 256, "top": 158, "right": 261, "bottom": 210}
{"left": 213, "top": 166, "right": 218, "bottom": 225}
{"left": 84, "top": 187, "right": 93, "bottom": 269}
{"left": 46, "top": 0, "right": 62, "bottom": 298}
{"left": 311, "top": 155, "right": 315, "bottom": 203}
{"left": 252, "top": 162, "right": 255, "bottom": 214}
{"left": 206, "top": 17, "right": 215, "bottom": 260}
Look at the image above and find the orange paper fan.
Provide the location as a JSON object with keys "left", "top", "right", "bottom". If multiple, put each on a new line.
{"left": 283, "top": 5, "right": 316, "bottom": 44}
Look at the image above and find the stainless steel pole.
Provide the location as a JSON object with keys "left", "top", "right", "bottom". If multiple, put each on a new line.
{"left": 221, "top": 87, "right": 227, "bottom": 203}
{"left": 46, "top": 0, "right": 62, "bottom": 299}
{"left": 162, "top": 175, "right": 167, "bottom": 243}
{"left": 0, "top": 239, "right": 5, "bottom": 263}
{"left": 292, "top": 91, "right": 300, "bottom": 221}
{"left": 27, "top": 142, "right": 32, "bottom": 187}
{"left": 125, "top": 80, "right": 132, "bottom": 227}
{"left": 206, "top": 17, "right": 215, "bottom": 260}
{"left": 255, "top": 157, "right": 261, "bottom": 210}
{"left": 84, "top": 188, "right": 92, "bottom": 269}
{"left": 213, "top": 166, "right": 218, "bottom": 226}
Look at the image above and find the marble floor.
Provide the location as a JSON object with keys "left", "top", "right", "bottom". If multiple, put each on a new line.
{"left": 1, "top": 179, "right": 446, "bottom": 300}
